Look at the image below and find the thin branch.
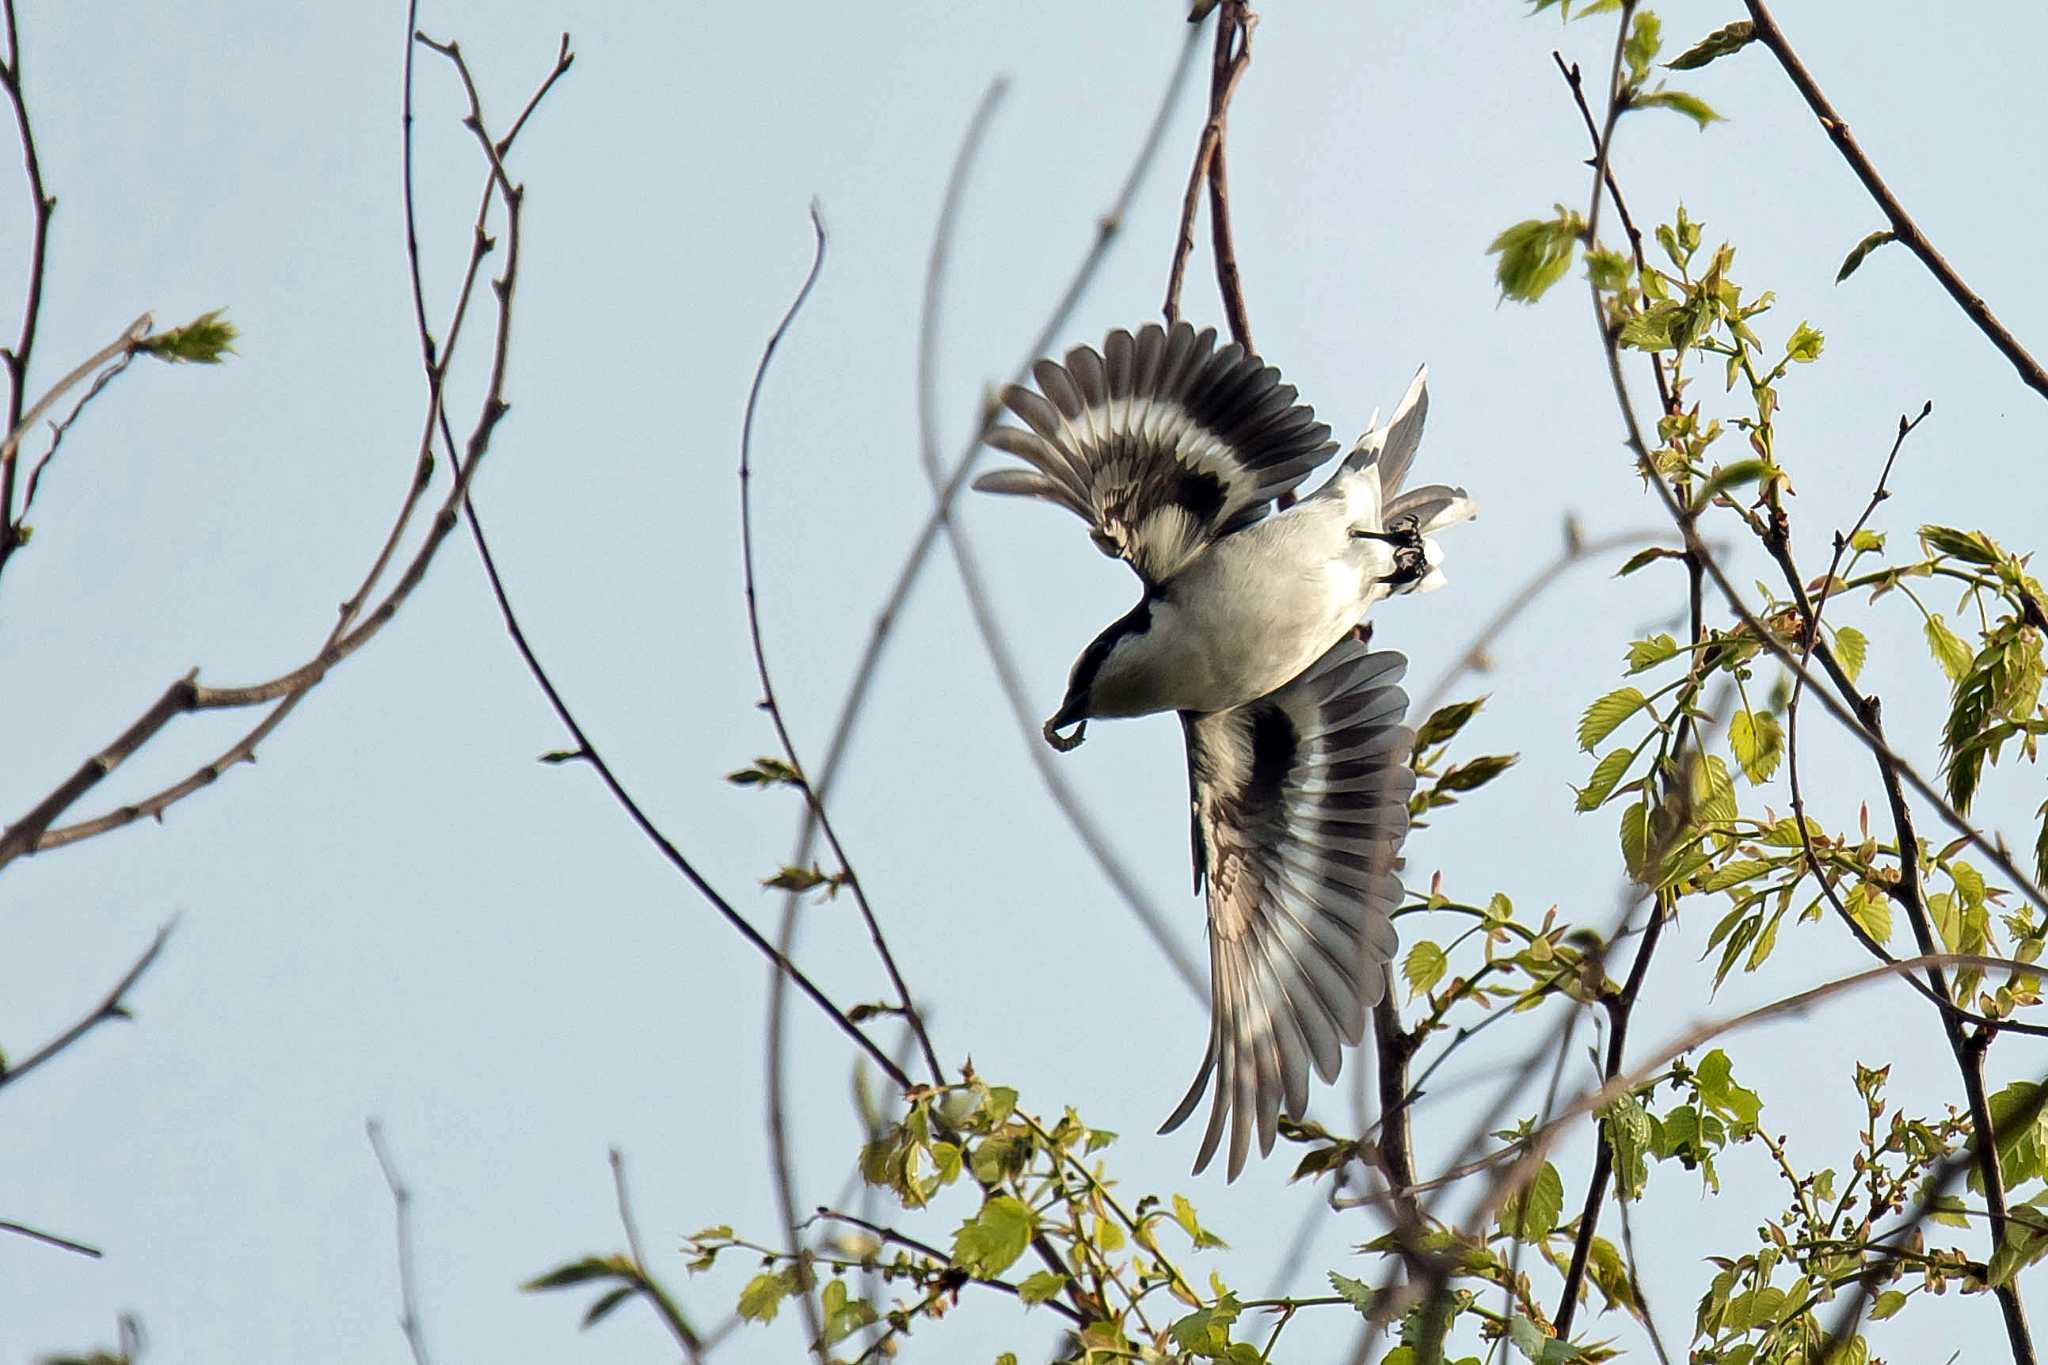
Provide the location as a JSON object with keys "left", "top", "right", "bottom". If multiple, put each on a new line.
{"left": 366, "top": 1120, "right": 433, "bottom": 1365}
{"left": 740, "top": 203, "right": 943, "bottom": 1088}
{"left": 1202, "top": 1, "right": 1256, "bottom": 352}
{"left": 811, "top": 1206, "right": 1089, "bottom": 1328}
{"left": 611, "top": 1149, "right": 704, "bottom": 1361}
{"left": 0, "top": 0, "right": 54, "bottom": 586}
{"left": 1163, "top": 1, "right": 1255, "bottom": 343}
{"left": 18, "top": 348, "right": 134, "bottom": 522}
{"left": 0, "top": 1218, "right": 100, "bottom": 1258}
{"left": 1741, "top": 0, "right": 2048, "bottom": 403}
{"left": 0, "top": 920, "right": 171, "bottom": 1093}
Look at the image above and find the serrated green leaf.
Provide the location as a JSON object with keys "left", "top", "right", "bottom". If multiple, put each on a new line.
{"left": 1620, "top": 801, "right": 1650, "bottom": 881}
{"left": 1017, "top": 1270, "right": 1066, "bottom": 1305}
{"left": 1870, "top": 1289, "right": 1909, "bottom": 1321}
{"left": 1785, "top": 321, "right": 1825, "bottom": 363}
{"left": 738, "top": 1270, "right": 794, "bottom": 1324}
{"left": 952, "top": 1195, "right": 1037, "bottom": 1277}
{"left": 1626, "top": 633, "right": 1680, "bottom": 674}
{"left": 1845, "top": 881, "right": 1893, "bottom": 945}
{"left": 1832, "top": 625, "right": 1868, "bottom": 683}
{"left": 1728, "top": 708, "right": 1784, "bottom": 784}
{"left": 1925, "top": 614, "right": 1974, "bottom": 683}
{"left": 1575, "top": 747, "right": 1636, "bottom": 812}
{"left": 1489, "top": 210, "right": 1586, "bottom": 304}
{"left": 1618, "top": 301, "right": 1686, "bottom": 352}
{"left": 1402, "top": 940, "right": 1448, "bottom": 1000}
{"left": 138, "top": 308, "right": 238, "bottom": 363}
{"left": 1329, "top": 1271, "right": 1377, "bottom": 1318}
{"left": 1601, "top": 1092, "right": 1655, "bottom": 1200}
{"left": 1498, "top": 1161, "right": 1565, "bottom": 1242}
{"left": 1836, "top": 229, "right": 1898, "bottom": 284}
{"left": 1632, "top": 88, "right": 1723, "bottom": 129}
{"left": 1579, "top": 686, "right": 1648, "bottom": 751}
{"left": 1665, "top": 20, "right": 1755, "bottom": 70}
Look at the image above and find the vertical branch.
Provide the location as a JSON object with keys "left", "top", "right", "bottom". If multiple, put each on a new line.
{"left": 0, "top": 0, "right": 53, "bottom": 583}
{"left": 1164, "top": 0, "right": 1256, "bottom": 346}
{"left": 366, "top": 1120, "right": 434, "bottom": 1365}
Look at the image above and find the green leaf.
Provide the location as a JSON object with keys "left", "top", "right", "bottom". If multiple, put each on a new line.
{"left": 728, "top": 757, "right": 804, "bottom": 787}
{"left": 1619, "top": 801, "right": 1650, "bottom": 880}
{"left": 525, "top": 1256, "right": 632, "bottom": 1291}
{"left": 1576, "top": 747, "right": 1636, "bottom": 812}
{"left": 1437, "top": 753, "right": 1520, "bottom": 792}
{"left": 1488, "top": 209, "right": 1586, "bottom": 303}
{"left": 1414, "top": 697, "right": 1485, "bottom": 751}
{"left": 1617, "top": 301, "right": 1686, "bottom": 352}
{"left": 137, "top": 308, "right": 238, "bottom": 363}
{"left": 1785, "top": 321, "right": 1825, "bottom": 363}
{"left": 1402, "top": 941, "right": 1448, "bottom": 1000}
{"left": 1170, "top": 1293, "right": 1245, "bottom": 1356}
{"left": 1578, "top": 686, "right": 1648, "bottom": 751}
{"left": 1832, "top": 625, "right": 1868, "bottom": 684}
{"left": 1507, "top": 1313, "right": 1578, "bottom": 1364}
{"left": 1017, "top": 1270, "right": 1067, "bottom": 1305}
{"left": 1665, "top": 20, "right": 1755, "bottom": 70}
{"left": 1836, "top": 229, "right": 1899, "bottom": 284}
{"left": 1626, "top": 633, "right": 1680, "bottom": 674}
{"left": 763, "top": 863, "right": 830, "bottom": 893}
{"left": 1692, "top": 458, "right": 1769, "bottom": 508}
{"left": 1616, "top": 545, "right": 1683, "bottom": 577}
{"left": 1977, "top": 1083, "right": 2048, "bottom": 1193}
{"left": 1498, "top": 1161, "right": 1565, "bottom": 1242}
{"left": 1695, "top": 1048, "right": 1763, "bottom": 1129}
{"left": 1728, "top": 708, "right": 1784, "bottom": 784}
{"left": 952, "top": 1195, "right": 1037, "bottom": 1277}
{"left": 1632, "top": 88, "right": 1723, "bottom": 129}
{"left": 581, "top": 1284, "right": 636, "bottom": 1328}
{"left": 1845, "top": 881, "right": 1893, "bottom": 945}
{"left": 1920, "top": 524, "right": 2003, "bottom": 566}
{"left": 1329, "top": 1271, "right": 1377, "bottom": 1318}
{"left": 1623, "top": 10, "right": 1660, "bottom": 84}
{"left": 1601, "top": 1092, "right": 1655, "bottom": 1200}
{"left": 737, "top": 1270, "right": 794, "bottom": 1324}
{"left": 1869, "top": 1289, "right": 1909, "bottom": 1321}
{"left": 1925, "top": 614, "right": 1975, "bottom": 683}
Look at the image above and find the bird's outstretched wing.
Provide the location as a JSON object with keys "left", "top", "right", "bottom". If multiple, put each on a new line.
{"left": 1163, "top": 637, "right": 1414, "bottom": 1179}
{"left": 973, "top": 322, "right": 1337, "bottom": 587}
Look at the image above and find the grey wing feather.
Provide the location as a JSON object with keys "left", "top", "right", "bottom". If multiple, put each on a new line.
{"left": 972, "top": 322, "right": 1338, "bottom": 586}
{"left": 1163, "top": 638, "right": 1416, "bottom": 1179}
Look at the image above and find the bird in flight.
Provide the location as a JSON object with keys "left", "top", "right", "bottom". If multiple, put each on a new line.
{"left": 975, "top": 322, "right": 1474, "bottom": 1178}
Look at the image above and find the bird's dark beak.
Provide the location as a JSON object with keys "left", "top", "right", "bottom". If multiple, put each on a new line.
{"left": 1042, "top": 695, "right": 1088, "bottom": 752}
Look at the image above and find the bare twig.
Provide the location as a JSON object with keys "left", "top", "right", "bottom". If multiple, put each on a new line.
{"left": 18, "top": 348, "right": 134, "bottom": 523}
{"left": 366, "top": 1120, "right": 433, "bottom": 1365}
{"left": 811, "top": 1206, "right": 1089, "bottom": 1328}
{"left": 611, "top": 1149, "right": 704, "bottom": 1360}
{"left": 1164, "top": 0, "right": 1256, "bottom": 347}
{"left": 0, "top": 920, "right": 170, "bottom": 1094}
{"left": 741, "top": 203, "right": 943, "bottom": 1089}
{"left": 0, "top": 1218, "right": 100, "bottom": 1258}
{"left": 1741, "top": 0, "right": 2048, "bottom": 403}
{"left": 0, "top": 35, "right": 575, "bottom": 870}
{"left": 0, "top": 0, "right": 54, "bottom": 587}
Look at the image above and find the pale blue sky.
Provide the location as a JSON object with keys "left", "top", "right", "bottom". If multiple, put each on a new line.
{"left": 7, "top": 2, "right": 2048, "bottom": 1362}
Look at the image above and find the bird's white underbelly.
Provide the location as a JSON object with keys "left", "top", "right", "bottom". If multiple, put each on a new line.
{"left": 1149, "top": 547, "right": 1381, "bottom": 714}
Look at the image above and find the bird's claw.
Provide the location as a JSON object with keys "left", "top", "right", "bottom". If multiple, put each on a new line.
{"left": 1042, "top": 716, "right": 1087, "bottom": 752}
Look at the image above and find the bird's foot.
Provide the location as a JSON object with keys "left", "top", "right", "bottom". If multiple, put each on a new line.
{"left": 1042, "top": 716, "right": 1087, "bottom": 752}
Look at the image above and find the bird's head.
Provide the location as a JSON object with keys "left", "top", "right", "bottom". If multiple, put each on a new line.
{"left": 1042, "top": 598, "right": 1159, "bottom": 752}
